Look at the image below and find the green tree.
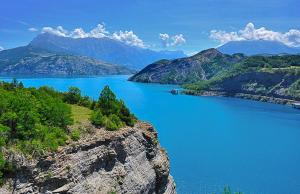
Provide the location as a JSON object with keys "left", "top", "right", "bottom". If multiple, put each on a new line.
{"left": 64, "top": 87, "right": 81, "bottom": 104}
{"left": 90, "top": 85, "right": 136, "bottom": 131}
{"left": 0, "top": 112, "right": 18, "bottom": 137}
{"left": 90, "top": 110, "right": 106, "bottom": 127}
{"left": 98, "top": 86, "right": 119, "bottom": 115}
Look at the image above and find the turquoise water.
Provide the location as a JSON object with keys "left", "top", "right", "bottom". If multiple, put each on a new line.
{"left": 2, "top": 75, "right": 300, "bottom": 194}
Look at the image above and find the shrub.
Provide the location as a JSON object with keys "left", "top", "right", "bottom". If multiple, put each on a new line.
{"left": 70, "top": 129, "right": 81, "bottom": 141}
{"left": 64, "top": 87, "right": 81, "bottom": 104}
{"left": 63, "top": 87, "right": 93, "bottom": 108}
{"left": 90, "top": 86, "right": 136, "bottom": 130}
{"left": 91, "top": 110, "right": 106, "bottom": 127}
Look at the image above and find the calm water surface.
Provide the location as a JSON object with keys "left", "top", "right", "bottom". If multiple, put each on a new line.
{"left": 2, "top": 75, "right": 300, "bottom": 194}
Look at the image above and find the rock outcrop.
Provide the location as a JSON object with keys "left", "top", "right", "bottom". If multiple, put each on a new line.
{"left": 0, "top": 122, "right": 176, "bottom": 194}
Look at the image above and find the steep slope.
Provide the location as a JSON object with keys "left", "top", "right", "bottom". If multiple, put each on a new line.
{"left": 129, "top": 48, "right": 245, "bottom": 84}
{"left": 218, "top": 40, "right": 300, "bottom": 55}
{"left": 0, "top": 46, "right": 133, "bottom": 76}
{"left": 29, "top": 33, "right": 186, "bottom": 70}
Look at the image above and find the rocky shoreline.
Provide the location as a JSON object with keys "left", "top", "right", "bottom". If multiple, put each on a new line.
{"left": 0, "top": 121, "right": 176, "bottom": 194}
{"left": 182, "top": 90, "right": 300, "bottom": 106}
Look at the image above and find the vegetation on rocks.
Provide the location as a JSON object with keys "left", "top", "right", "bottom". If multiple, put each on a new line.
{"left": 183, "top": 54, "right": 300, "bottom": 100}
{"left": 90, "top": 86, "right": 136, "bottom": 131}
{"left": 0, "top": 80, "right": 74, "bottom": 183}
{"left": 0, "top": 80, "right": 136, "bottom": 184}
{"left": 129, "top": 48, "right": 245, "bottom": 84}
{"left": 130, "top": 48, "right": 300, "bottom": 101}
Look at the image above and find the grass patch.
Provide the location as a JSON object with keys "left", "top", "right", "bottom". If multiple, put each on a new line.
{"left": 70, "top": 104, "right": 92, "bottom": 124}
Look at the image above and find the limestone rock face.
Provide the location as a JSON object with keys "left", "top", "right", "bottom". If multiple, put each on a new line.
{"left": 0, "top": 122, "right": 176, "bottom": 194}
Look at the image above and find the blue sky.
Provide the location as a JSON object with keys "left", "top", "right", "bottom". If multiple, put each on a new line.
{"left": 1, "top": 0, "right": 300, "bottom": 54}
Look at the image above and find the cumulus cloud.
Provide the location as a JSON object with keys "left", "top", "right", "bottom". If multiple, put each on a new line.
{"left": 42, "top": 26, "right": 68, "bottom": 37}
{"left": 70, "top": 28, "right": 89, "bottom": 38}
{"left": 171, "top": 34, "right": 186, "bottom": 46}
{"left": 28, "top": 27, "right": 38, "bottom": 32}
{"left": 0, "top": 46, "right": 4, "bottom": 51}
{"left": 89, "top": 24, "right": 108, "bottom": 38}
{"left": 159, "top": 33, "right": 186, "bottom": 47}
{"left": 112, "top": 31, "right": 145, "bottom": 48}
{"left": 41, "top": 23, "right": 145, "bottom": 48}
{"left": 210, "top": 22, "right": 300, "bottom": 47}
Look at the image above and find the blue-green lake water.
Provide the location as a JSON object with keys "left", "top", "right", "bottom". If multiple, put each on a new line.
{"left": 2, "top": 75, "right": 300, "bottom": 194}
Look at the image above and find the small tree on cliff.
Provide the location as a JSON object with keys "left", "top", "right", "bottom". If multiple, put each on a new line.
{"left": 90, "top": 85, "right": 136, "bottom": 130}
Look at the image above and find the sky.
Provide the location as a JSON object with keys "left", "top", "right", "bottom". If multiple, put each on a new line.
{"left": 1, "top": 0, "right": 300, "bottom": 54}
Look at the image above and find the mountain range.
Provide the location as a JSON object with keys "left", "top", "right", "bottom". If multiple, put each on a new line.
{"left": 1, "top": 33, "right": 300, "bottom": 77}
{"left": 29, "top": 33, "right": 186, "bottom": 70}
{"left": 0, "top": 46, "right": 133, "bottom": 76}
{"left": 217, "top": 40, "right": 300, "bottom": 55}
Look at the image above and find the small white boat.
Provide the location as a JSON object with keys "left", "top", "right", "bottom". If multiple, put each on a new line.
{"left": 292, "top": 103, "right": 300, "bottom": 109}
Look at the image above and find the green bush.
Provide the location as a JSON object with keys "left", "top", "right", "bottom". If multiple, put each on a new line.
{"left": 90, "top": 86, "right": 136, "bottom": 131}
{"left": 70, "top": 129, "right": 81, "bottom": 141}
{"left": 63, "top": 87, "right": 81, "bottom": 104}
{"left": 91, "top": 110, "right": 106, "bottom": 127}
{"left": 63, "top": 87, "right": 93, "bottom": 108}
{"left": 0, "top": 79, "right": 77, "bottom": 180}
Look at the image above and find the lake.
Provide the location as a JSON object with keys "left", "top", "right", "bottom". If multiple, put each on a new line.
{"left": 2, "top": 75, "right": 300, "bottom": 194}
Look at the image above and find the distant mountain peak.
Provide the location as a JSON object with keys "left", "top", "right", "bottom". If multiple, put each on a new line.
{"left": 193, "top": 48, "right": 223, "bottom": 58}
{"left": 29, "top": 33, "right": 186, "bottom": 70}
{"left": 217, "top": 40, "right": 300, "bottom": 55}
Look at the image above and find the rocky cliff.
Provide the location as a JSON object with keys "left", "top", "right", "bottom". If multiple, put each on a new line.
{"left": 0, "top": 122, "right": 176, "bottom": 194}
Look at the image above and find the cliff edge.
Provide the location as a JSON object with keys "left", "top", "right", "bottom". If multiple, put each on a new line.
{"left": 0, "top": 121, "right": 176, "bottom": 194}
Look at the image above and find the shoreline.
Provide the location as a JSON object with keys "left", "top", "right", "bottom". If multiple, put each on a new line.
{"left": 182, "top": 90, "right": 300, "bottom": 107}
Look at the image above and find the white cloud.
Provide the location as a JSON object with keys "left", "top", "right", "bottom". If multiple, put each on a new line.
{"left": 112, "top": 30, "right": 145, "bottom": 48}
{"left": 70, "top": 28, "right": 89, "bottom": 38}
{"left": 41, "top": 23, "right": 145, "bottom": 48}
{"left": 0, "top": 46, "right": 4, "bottom": 51}
{"left": 28, "top": 27, "right": 38, "bottom": 32}
{"left": 171, "top": 34, "right": 186, "bottom": 46}
{"left": 42, "top": 26, "right": 68, "bottom": 37}
{"left": 210, "top": 22, "right": 300, "bottom": 47}
{"left": 159, "top": 33, "right": 186, "bottom": 47}
{"left": 89, "top": 24, "right": 108, "bottom": 38}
